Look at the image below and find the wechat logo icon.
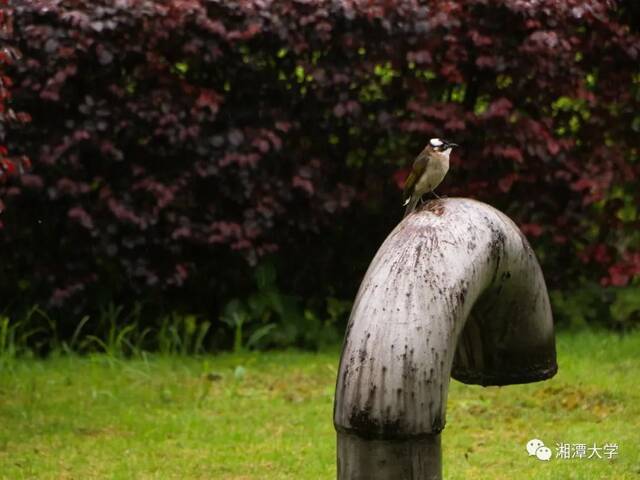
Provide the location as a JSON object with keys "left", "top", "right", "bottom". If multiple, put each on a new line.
{"left": 526, "top": 438, "right": 552, "bottom": 461}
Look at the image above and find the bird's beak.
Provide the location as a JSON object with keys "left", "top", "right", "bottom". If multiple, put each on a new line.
{"left": 446, "top": 142, "right": 459, "bottom": 148}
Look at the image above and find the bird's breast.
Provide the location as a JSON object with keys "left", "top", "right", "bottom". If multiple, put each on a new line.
{"left": 417, "top": 159, "right": 449, "bottom": 192}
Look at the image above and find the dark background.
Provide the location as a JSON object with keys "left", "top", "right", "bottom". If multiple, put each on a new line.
{"left": 1, "top": 0, "right": 639, "bottom": 353}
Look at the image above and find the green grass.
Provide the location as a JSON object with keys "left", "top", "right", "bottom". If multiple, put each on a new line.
{"left": 0, "top": 330, "right": 639, "bottom": 479}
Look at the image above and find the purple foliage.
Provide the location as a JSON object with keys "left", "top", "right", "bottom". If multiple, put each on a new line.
{"left": 1, "top": 0, "right": 639, "bottom": 322}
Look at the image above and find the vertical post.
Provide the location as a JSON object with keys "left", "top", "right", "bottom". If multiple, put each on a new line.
{"left": 338, "top": 432, "right": 441, "bottom": 480}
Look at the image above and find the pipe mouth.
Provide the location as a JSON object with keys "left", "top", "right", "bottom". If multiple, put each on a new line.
{"left": 452, "top": 361, "right": 558, "bottom": 387}
{"left": 450, "top": 263, "right": 558, "bottom": 387}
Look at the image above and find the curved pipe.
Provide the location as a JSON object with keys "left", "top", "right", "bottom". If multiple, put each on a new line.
{"left": 334, "top": 198, "right": 557, "bottom": 479}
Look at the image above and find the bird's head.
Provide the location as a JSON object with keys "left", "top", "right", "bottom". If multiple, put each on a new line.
{"left": 427, "top": 138, "right": 459, "bottom": 156}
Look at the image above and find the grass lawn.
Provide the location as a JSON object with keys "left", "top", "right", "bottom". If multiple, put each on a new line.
{"left": 0, "top": 330, "right": 639, "bottom": 479}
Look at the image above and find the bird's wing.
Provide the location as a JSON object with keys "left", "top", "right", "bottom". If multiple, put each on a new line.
{"left": 402, "top": 154, "right": 428, "bottom": 203}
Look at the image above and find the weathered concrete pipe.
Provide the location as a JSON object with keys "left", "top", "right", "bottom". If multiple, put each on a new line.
{"left": 334, "top": 198, "right": 557, "bottom": 480}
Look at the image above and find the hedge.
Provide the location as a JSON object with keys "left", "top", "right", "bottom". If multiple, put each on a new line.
{"left": 2, "top": 0, "right": 640, "bottom": 346}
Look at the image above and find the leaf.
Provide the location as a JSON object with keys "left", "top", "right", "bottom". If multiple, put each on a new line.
{"left": 246, "top": 323, "right": 277, "bottom": 349}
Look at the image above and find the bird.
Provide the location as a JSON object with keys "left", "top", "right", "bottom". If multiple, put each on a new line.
{"left": 402, "top": 138, "right": 458, "bottom": 218}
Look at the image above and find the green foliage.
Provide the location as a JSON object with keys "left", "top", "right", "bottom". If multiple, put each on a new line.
{"left": 0, "top": 311, "right": 43, "bottom": 366}
{"left": 609, "top": 284, "right": 640, "bottom": 329}
{"left": 0, "top": 271, "right": 347, "bottom": 357}
{"left": 551, "top": 281, "right": 640, "bottom": 330}
{"left": 157, "top": 313, "right": 211, "bottom": 356}
{"left": 0, "top": 316, "right": 21, "bottom": 368}
{"left": 221, "top": 262, "right": 343, "bottom": 351}
{"left": 550, "top": 284, "right": 604, "bottom": 328}
{"left": 0, "top": 303, "right": 214, "bottom": 359}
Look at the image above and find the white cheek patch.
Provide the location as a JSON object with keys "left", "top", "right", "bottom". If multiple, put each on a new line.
{"left": 430, "top": 138, "right": 443, "bottom": 147}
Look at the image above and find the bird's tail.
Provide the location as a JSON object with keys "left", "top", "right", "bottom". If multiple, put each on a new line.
{"left": 403, "top": 196, "right": 419, "bottom": 218}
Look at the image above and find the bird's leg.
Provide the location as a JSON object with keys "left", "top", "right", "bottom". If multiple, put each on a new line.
{"left": 431, "top": 190, "right": 441, "bottom": 199}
